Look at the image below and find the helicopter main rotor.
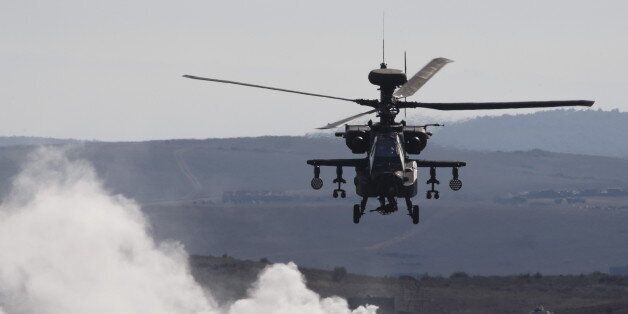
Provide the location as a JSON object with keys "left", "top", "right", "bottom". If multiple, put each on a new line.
{"left": 183, "top": 57, "right": 594, "bottom": 129}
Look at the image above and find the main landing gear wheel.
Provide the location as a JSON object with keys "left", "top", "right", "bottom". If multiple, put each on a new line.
{"left": 411, "top": 205, "right": 419, "bottom": 224}
{"left": 353, "top": 204, "right": 361, "bottom": 224}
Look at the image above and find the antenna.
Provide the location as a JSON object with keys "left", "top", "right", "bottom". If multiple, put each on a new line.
{"left": 404, "top": 51, "right": 407, "bottom": 118}
{"left": 404, "top": 51, "right": 407, "bottom": 74}
{"left": 381, "top": 12, "right": 386, "bottom": 65}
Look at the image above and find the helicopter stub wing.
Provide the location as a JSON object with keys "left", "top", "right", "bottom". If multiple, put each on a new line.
{"left": 307, "top": 158, "right": 368, "bottom": 168}
{"left": 408, "top": 159, "right": 466, "bottom": 168}
{"left": 393, "top": 57, "right": 453, "bottom": 99}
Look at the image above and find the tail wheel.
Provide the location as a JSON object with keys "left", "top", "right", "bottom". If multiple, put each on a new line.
{"left": 411, "top": 205, "right": 419, "bottom": 224}
{"left": 353, "top": 204, "right": 361, "bottom": 224}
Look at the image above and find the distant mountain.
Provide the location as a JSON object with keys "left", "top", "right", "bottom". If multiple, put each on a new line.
{"left": 0, "top": 136, "right": 77, "bottom": 147}
{"left": 0, "top": 137, "right": 626, "bottom": 203}
{"left": 429, "top": 109, "right": 628, "bottom": 157}
{"left": 1, "top": 137, "right": 628, "bottom": 276}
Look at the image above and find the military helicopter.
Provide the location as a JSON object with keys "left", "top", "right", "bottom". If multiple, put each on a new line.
{"left": 183, "top": 55, "right": 593, "bottom": 224}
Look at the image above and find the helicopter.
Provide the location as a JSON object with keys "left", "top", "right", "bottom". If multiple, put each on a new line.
{"left": 183, "top": 56, "right": 594, "bottom": 224}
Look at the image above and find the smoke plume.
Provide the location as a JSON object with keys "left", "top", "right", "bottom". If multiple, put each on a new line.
{"left": 0, "top": 148, "right": 376, "bottom": 314}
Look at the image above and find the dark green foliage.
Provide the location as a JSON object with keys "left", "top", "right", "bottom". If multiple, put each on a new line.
{"left": 450, "top": 271, "right": 469, "bottom": 279}
{"left": 332, "top": 266, "right": 347, "bottom": 282}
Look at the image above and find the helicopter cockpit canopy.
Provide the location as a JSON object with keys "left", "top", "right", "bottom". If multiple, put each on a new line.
{"left": 370, "top": 133, "right": 405, "bottom": 173}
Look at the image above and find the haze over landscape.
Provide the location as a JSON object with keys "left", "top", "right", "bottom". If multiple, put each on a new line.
{"left": 2, "top": 0, "right": 628, "bottom": 312}
{"left": 1, "top": 109, "right": 628, "bottom": 312}
{"left": 2, "top": 0, "right": 627, "bottom": 140}
{"left": 0, "top": 109, "right": 626, "bottom": 276}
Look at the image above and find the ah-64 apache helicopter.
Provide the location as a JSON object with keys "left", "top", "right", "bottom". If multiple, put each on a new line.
{"left": 184, "top": 55, "right": 593, "bottom": 224}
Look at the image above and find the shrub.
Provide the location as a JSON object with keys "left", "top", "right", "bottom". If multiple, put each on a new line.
{"left": 450, "top": 271, "right": 469, "bottom": 279}
{"left": 332, "top": 267, "right": 348, "bottom": 282}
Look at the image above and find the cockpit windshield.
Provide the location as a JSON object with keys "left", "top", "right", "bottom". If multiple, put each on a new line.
{"left": 374, "top": 135, "right": 400, "bottom": 158}
{"left": 370, "top": 134, "right": 403, "bottom": 172}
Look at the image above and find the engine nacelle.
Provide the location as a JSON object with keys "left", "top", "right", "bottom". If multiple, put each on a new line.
{"left": 403, "top": 126, "right": 430, "bottom": 154}
{"left": 343, "top": 125, "right": 371, "bottom": 154}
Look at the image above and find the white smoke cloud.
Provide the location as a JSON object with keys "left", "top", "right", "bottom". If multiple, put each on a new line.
{"left": 0, "top": 148, "right": 376, "bottom": 314}
{"left": 228, "top": 262, "right": 376, "bottom": 314}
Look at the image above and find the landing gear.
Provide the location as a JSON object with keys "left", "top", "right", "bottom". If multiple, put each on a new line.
{"left": 371, "top": 196, "right": 397, "bottom": 215}
{"left": 405, "top": 197, "right": 419, "bottom": 224}
{"left": 353, "top": 204, "right": 361, "bottom": 224}
{"left": 355, "top": 196, "right": 420, "bottom": 225}
{"left": 353, "top": 197, "right": 368, "bottom": 224}
{"left": 411, "top": 205, "right": 419, "bottom": 224}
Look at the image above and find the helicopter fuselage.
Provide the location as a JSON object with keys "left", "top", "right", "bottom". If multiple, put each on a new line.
{"left": 343, "top": 124, "right": 423, "bottom": 199}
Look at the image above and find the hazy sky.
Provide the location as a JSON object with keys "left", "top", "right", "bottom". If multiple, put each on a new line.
{"left": 1, "top": 0, "right": 626, "bottom": 140}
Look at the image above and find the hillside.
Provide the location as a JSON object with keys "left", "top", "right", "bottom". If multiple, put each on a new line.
{"left": 428, "top": 109, "right": 628, "bottom": 157}
{"left": 0, "top": 137, "right": 626, "bottom": 203}
{"left": 191, "top": 254, "right": 628, "bottom": 314}
{"left": 0, "top": 136, "right": 77, "bottom": 147}
{"left": 0, "top": 137, "right": 627, "bottom": 277}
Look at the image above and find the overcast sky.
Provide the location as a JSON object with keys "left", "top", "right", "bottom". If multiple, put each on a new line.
{"left": 1, "top": 0, "right": 626, "bottom": 140}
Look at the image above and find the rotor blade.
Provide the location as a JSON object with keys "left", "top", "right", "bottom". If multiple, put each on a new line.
{"left": 393, "top": 57, "right": 453, "bottom": 99}
{"left": 398, "top": 100, "right": 594, "bottom": 110}
{"left": 317, "top": 109, "right": 378, "bottom": 129}
{"left": 183, "top": 75, "right": 356, "bottom": 102}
